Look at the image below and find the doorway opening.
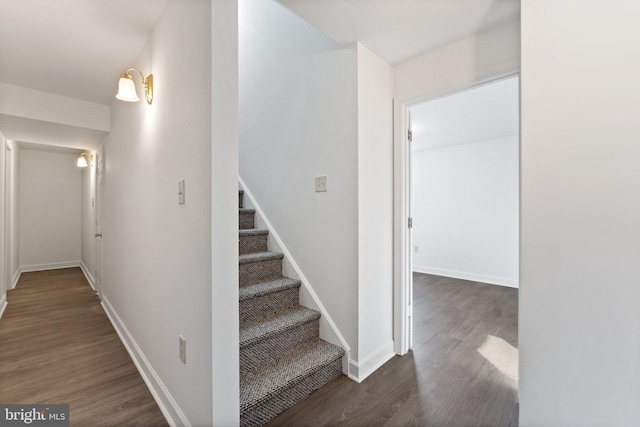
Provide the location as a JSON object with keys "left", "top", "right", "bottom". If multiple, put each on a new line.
{"left": 394, "top": 75, "right": 520, "bottom": 422}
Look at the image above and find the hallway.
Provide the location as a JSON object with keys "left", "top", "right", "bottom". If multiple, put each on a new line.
{"left": 0, "top": 268, "right": 167, "bottom": 426}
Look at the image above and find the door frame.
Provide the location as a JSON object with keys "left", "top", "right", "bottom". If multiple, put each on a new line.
{"left": 393, "top": 71, "right": 520, "bottom": 355}
{"left": 95, "top": 143, "right": 104, "bottom": 299}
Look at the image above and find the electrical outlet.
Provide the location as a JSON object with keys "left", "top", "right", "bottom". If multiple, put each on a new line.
{"left": 179, "top": 335, "right": 186, "bottom": 364}
{"left": 315, "top": 176, "right": 327, "bottom": 192}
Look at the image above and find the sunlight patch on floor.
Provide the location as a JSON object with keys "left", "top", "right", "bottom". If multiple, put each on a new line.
{"left": 477, "top": 335, "right": 519, "bottom": 381}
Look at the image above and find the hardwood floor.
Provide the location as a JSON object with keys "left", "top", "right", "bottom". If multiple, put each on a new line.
{"left": 0, "top": 268, "right": 168, "bottom": 427}
{"left": 267, "top": 273, "right": 519, "bottom": 427}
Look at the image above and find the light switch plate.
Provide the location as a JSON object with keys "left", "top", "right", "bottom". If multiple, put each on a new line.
{"left": 178, "top": 180, "right": 185, "bottom": 204}
{"left": 315, "top": 176, "right": 327, "bottom": 192}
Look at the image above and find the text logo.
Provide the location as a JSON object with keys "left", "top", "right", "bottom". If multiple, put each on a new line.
{"left": 0, "top": 405, "right": 69, "bottom": 426}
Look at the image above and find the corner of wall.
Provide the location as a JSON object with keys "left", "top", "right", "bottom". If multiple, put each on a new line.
{"left": 348, "top": 342, "right": 395, "bottom": 383}
{"left": 10, "top": 268, "right": 20, "bottom": 290}
{"left": 80, "top": 261, "right": 96, "bottom": 292}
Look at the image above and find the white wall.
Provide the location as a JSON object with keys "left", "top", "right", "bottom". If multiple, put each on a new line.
{"left": 412, "top": 136, "right": 519, "bottom": 287}
{"left": 5, "top": 140, "right": 19, "bottom": 288}
{"left": 355, "top": 44, "right": 395, "bottom": 377}
{"left": 239, "top": 0, "right": 360, "bottom": 358}
{"left": 103, "top": 0, "right": 217, "bottom": 425}
{"left": 520, "top": 1, "right": 640, "bottom": 425}
{"left": 18, "top": 148, "right": 81, "bottom": 270}
{"left": 80, "top": 154, "right": 97, "bottom": 286}
{"left": 394, "top": 19, "right": 520, "bottom": 104}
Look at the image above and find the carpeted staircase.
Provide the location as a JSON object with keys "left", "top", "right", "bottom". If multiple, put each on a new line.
{"left": 238, "top": 189, "right": 345, "bottom": 426}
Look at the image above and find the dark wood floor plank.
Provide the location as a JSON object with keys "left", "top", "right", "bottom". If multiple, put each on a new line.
{"left": 267, "top": 272, "right": 519, "bottom": 426}
{"left": 0, "top": 268, "right": 168, "bottom": 427}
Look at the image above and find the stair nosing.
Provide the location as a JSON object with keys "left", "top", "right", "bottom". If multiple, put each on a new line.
{"left": 239, "top": 228, "right": 269, "bottom": 236}
{"left": 240, "top": 307, "right": 320, "bottom": 347}
{"left": 240, "top": 339, "right": 344, "bottom": 410}
{"left": 239, "top": 277, "right": 301, "bottom": 301}
{"left": 239, "top": 208, "right": 255, "bottom": 214}
{"left": 239, "top": 251, "right": 283, "bottom": 264}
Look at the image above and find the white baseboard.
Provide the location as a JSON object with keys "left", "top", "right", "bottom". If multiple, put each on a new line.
{"left": 79, "top": 261, "right": 96, "bottom": 292}
{"left": 10, "top": 268, "right": 20, "bottom": 290}
{"left": 0, "top": 294, "right": 7, "bottom": 319}
{"left": 101, "top": 296, "right": 189, "bottom": 427}
{"left": 413, "top": 265, "right": 518, "bottom": 288}
{"left": 19, "top": 261, "right": 81, "bottom": 273}
{"left": 348, "top": 342, "right": 395, "bottom": 383}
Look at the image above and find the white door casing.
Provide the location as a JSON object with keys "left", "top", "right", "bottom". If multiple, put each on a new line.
{"left": 393, "top": 100, "right": 413, "bottom": 355}
{"left": 95, "top": 147, "right": 104, "bottom": 299}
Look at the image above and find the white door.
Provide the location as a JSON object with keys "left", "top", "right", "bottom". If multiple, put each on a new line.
{"left": 95, "top": 148, "right": 104, "bottom": 299}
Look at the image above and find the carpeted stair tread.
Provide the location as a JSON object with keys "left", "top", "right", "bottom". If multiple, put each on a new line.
{"left": 240, "top": 307, "right": 320, "bottom": 347}
{"left": 239, "top": 208, "right": 255, "bottom": 214}
{"left": 240, "top": 338, "right": 344, "bottom": 411}
{"left": 239, "top": 228, "right": 268, "bottom": 236}
{"left": 239, "top": 277, "right": 301, "bottom": 302}
{"left": 239, "top": 251, "right": 283, "bottom": 264}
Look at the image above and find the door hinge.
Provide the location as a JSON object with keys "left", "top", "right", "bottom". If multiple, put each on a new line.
{"left": 408, "top": 129, "right": 412, "bottom": 142}
{"left": 408, "top": 217, "right": 413, "bottom": 228}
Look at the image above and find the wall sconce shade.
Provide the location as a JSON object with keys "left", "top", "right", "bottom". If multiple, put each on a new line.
{"left": 116, "top": 74, "right": 139, "bottom": 102}
{"left": 77, "top": 153, "right": 93, "bottom": 168}
{"left": 116, "top": 68, "right": 153, "bottom": 104}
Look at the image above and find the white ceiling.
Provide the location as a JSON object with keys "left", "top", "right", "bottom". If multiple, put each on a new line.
{"left": 0, "top": 114, "right": 108, "bottom": 150}
{"left": 0, "top": 0, "right": 169, "bottom": 106}
{"left": 410, "top": 76, "right": 519, "bottom": 152}
{"left": 18, "top": 141, "right": 85, "bottom": 156}
{"left": 278, "top": 0, "right": 520, "bottom": 65}
{"left": 0, "top": 0, "right": 519, "bottom": 150}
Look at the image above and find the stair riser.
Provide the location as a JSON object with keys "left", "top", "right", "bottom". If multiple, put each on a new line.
{"left": 239, "top": 192, "right": 243, "bottom": 209}
{"left": 240, "top": 319, "right": 319, "bottom": 373}
{"left": 239, "top": 234, "right": 268, "bottom": 255}
{"left": 240, "top": 357, "right": 343, "bottom": 427}
{"left": 240, "top": 288, "right": 299, "bottom": 325}
{"left": 239, "top": 259, "right": 282, "bottom": 287}
{"left": 239, "top": 212, "right": 255, "bottom": 229}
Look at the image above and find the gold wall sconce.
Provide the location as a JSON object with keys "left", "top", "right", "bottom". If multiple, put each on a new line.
{"left": 77, "top": 153, "right": 93, "bottom": 168}
{"left": 116, "top": 68, "right": 153, "bottom": 104}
